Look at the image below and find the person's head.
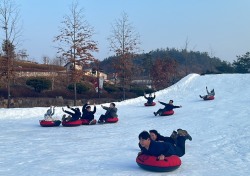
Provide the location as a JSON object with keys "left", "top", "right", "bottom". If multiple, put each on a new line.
{"left": 110, "top": 103, "right": 116, "bottom": 108}
{"left": 86, "top": 106, "right": 91, "bottom": 111}
{"left": 149, "top": 93, "right": 152, "bottom": 97}
{"left": 169, "top": 100, "right": 174, "bottom": 104}
{"left": 76, "top": 108, "right": 80, "bottom": 112}
{"left": 138, "top": 131, "right": 151, "bottom": 148}
{"left": 149, "top": 129, "right": 159, "bottom": 141}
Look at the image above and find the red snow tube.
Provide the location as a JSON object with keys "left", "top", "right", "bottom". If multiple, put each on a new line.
{"left": 144, "top": 102, "right": 156, "bottom": 106}
{"left": 62, "top": 119, "right": 82, "bottom": 127}
{"left": 204, "top": 96, "right": 215, "bottom": 100}
{"left": 106, "top": 117, "right": 119, "bottom": 123}
{"left": 136, "top": 154, "right": 181, "bottom": 172}
{"left": 161, "top": 110, "right": 174, "bottom": 116}
{"left": 81, "top": 119, "right": 97, "bottom": 125}
{"left": 39, "top": 120, "right": 61, "bottom": 127}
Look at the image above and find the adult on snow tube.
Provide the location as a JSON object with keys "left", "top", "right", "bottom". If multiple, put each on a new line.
{"left": 160, "top": 110, "right": 174, "bottom": 116}
{"left": 39, "top": 120, "right": 61, "bottom": 127}
{"left": 144, "top": 102, "right": 156, "bottom": 106}
{"left": 144, "top": 92, "right": 156, "bottom": 105}
{"left": 105, "top": 117, "right": 119, "bottom": 123}
{"left": 81, "top": 119, "right": 97, "bottom": 125}
{"left": 136, "top": 154, "right": 181, "bottom": 172}
{"left": 203, "top": 96, "right": 215, "bottom": 101}
{"left": 200, "top": 87, "right": 215, "bottom": 101}
{"left": 98, "top": 103, "right": 118, "bottom": 123}
{"left": 62, "top": 119, "right": 82, "bottom": 127}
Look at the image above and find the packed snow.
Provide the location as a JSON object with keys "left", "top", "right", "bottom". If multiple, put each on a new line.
{"left": 0, "top": 73, "right": 250, "bottom": 176}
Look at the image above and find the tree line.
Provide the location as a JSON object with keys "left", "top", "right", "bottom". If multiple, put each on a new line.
{"left": 0, "top": 0, "right": 249, "bottom": 108}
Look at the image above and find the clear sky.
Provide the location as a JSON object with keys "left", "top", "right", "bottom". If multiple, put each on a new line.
{"left": 6, "top": 0, "right": 250, "bottom": 63}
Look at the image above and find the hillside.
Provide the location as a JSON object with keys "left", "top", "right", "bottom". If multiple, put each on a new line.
{"left": 0, "top": 73, "right": 249, "bottom": 175}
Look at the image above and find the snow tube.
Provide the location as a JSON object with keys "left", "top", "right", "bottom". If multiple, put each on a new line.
{"left": 160, "top": 110, "right": 174, "bottom": 116}
{"left": 39, "top": 120, "right": 61, "bottom": 127}
{"left": 203, "top": 96, "right": 215, "bottom": 100}
{"left": 144, "top": 102, "right": 156, "bottom": 106}
{"left": 62, "top": 119, "right": 82, "bottom": 127}
{"left": 106, "top": 117, "right": 119, "bottom": 123}
{"left": 81, "top": 119, "right": 97, "bottom": 125}
{"left": 136, "top": 154, "right": 181, "bottom": 172}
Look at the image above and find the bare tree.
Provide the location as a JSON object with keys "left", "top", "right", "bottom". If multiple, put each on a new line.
{"left": 42, "top": 55, "right": 50, "bottom": 64}
{"left": 16, "top": 49, "right": 28, "bottom": 60}
{"left": 108, "top": 12, "right": 140, "bottom": 100}
{"left": 54, "top": 1, "right": 98, "bottom": 105}
{"left": 182, "top": 37, "right": 190, "bottom": 75}
{"left": 0, "top": 0, "right": 21, "bottom": 108}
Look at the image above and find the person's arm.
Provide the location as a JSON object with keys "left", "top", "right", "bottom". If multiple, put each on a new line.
{"left": 101, "top": 105, "right": 108, "bottom": 110}
{"left": 71, "top": 108, "right": 77, "bottom": 113}
{"left": 206, "top": 86, "right": 209, "bottom": 94}
{"left": 158, "top": 142, "right": 172, "bottom": 159}
{"left": 144, "top": 93, "right": 148, "bottom": 100}
{"left": 51, "top": 107, "right": 55, "bottom": 116}
{"left": 83, "top": 103, "right": 88, "bottom": 109}
{"left": 82, "top": 103, "right": 88, "bottom": 113}
{"left": 93, "top": 105, "right": 96, "bottom": 114}
{"left": 158, "top": 101, "right": 167, "bottom": 106}
{"left": 173, "top": 105, "right": 182, "bottom": 109}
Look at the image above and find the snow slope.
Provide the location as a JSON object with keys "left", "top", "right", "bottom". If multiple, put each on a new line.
{"left": 0, "top": 73, "right": 250, "bottom": 176}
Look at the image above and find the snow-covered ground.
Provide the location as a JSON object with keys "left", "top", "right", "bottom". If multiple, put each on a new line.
{"left": 0, "top": 73, "right": 250, "bottom": 176}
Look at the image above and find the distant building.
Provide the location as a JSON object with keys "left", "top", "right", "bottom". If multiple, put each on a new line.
{"left": 84, "top": 68, "right": 107, "bottom": 80}
{"left": 64, "top": 62, "right": 83, "bottom": 71}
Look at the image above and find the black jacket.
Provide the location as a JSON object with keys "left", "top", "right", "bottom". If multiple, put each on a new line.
{"left": 140, "top": 140, "right": 178, "bottom": 157}
{"left": 157, "top": 134, "right": 176, "bottom": 145}
{"left": 64, "top": 108, "right": 81, "bottom": 121}
{"left": 81, "top": 103, "right": 96, "bottom": 121}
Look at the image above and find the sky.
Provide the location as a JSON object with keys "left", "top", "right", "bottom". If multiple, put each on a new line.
{"left": 2, "top": 0, "right": 250, "bottom": 63}
{"left": 0, "top": 73, "right": 250, "bottom": 175}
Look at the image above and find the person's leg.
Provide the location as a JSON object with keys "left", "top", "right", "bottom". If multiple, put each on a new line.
{"left": 177, "top": 129, "right": 192, "bottom": 141}
{"left": 62, "top": 114, "right": 67, "bottom": 121}
{"left": 154, "top": 109, "right": 163, "bottom": 116}
{"left": 98, "top": 115, "right": 106, "bottom": 123}
{"left": 64, "top": 110, "right": 74, "bottom": 116}
{"left": 170, "top": 130, "right": 178, "bottom": 144}
{"left": 175, "top": 136, "right": 186, "bottom": 157}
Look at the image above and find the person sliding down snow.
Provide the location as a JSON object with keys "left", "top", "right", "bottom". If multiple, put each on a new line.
{"left": 144, "top": 92, "right": 156, "bottom": 104}
{"left": 44, "top": 106, "right": 56, "bottom": 121}
{"left": 153, "top": 100, "right": 182, "bottom": 116}
{"left": 98, "top": 103, "right": 118, "bottom": 123}
{"left": 62, "top": 105, "right": 81, "bottom": 122}
{"left": 200, "top": 86, "right": 215, "bottom": 99}
{"left": 138, "top": 130, "right": 192, "bottom": 159}
{"left": 81, "top": 101, "right": 96, "bottom": 123}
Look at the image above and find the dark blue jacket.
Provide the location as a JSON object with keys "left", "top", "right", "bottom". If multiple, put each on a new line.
{"left": 81, "top": 103, "right": 96, "bottom": 121}
{"left": 159, "top": 101, "right": 181, "bottom": 111}
{"left": 140, "top": 140, "right": 178, "bottom": 157}
{"left": 64, "top": 108, "right": 81, "bottom": 121}
{"left": 144, "top": 94, "right": 156, "bottom": 104}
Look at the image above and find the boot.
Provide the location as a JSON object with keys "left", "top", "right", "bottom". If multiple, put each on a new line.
{"left": 153, "top": 112, "right": 157, "bottom": 116}
{"left": 170, "top": 130, "right": 178, "bottom": 144}
{"left": 177, "top": 129, "right": 192, "bottom": 141}
{"left": 170, "top": 130, "right": 178, "bottom": 139}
